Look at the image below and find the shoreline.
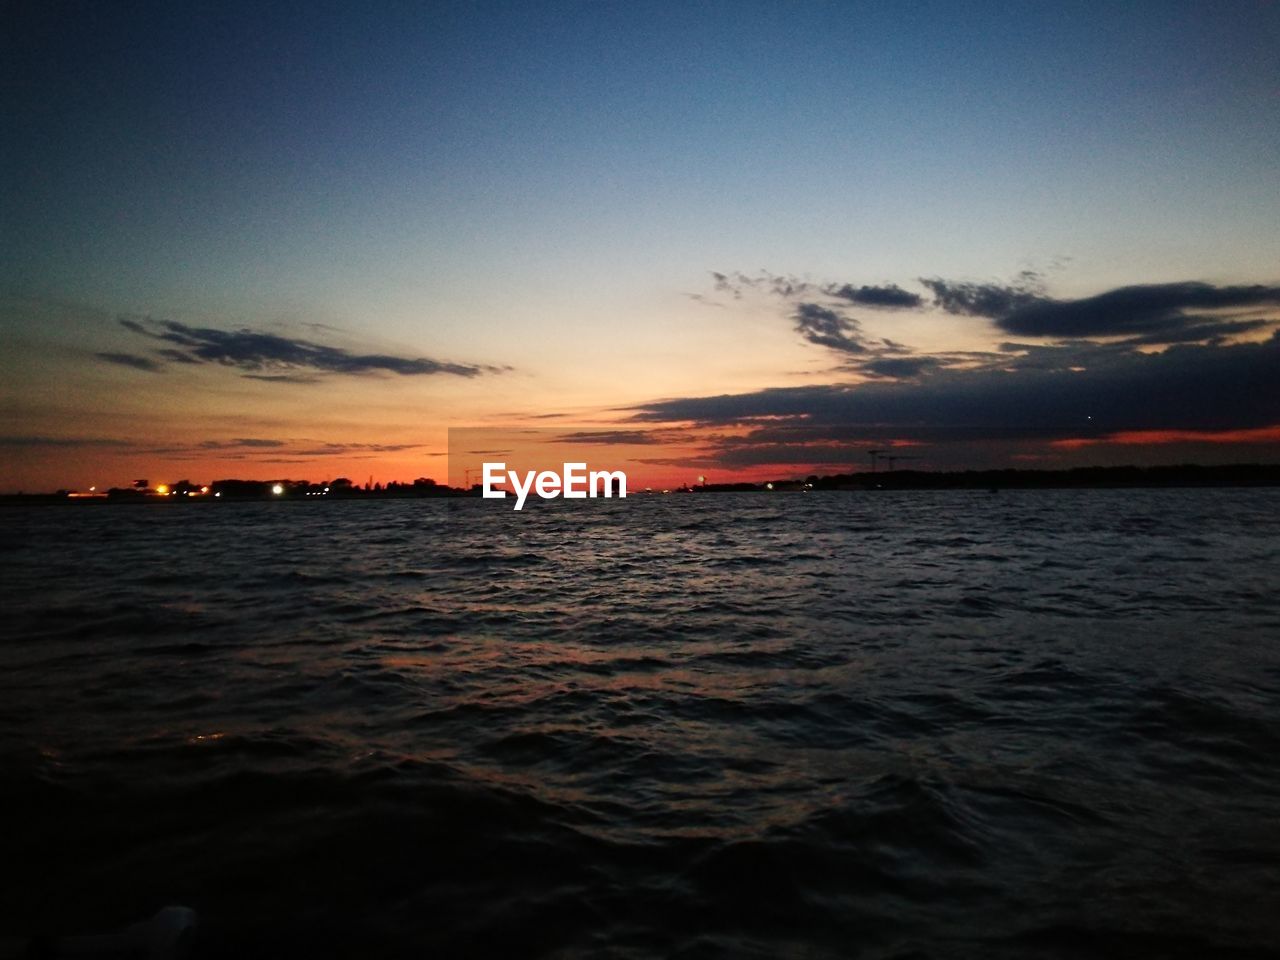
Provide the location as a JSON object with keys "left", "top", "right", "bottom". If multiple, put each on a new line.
{"left": 4, "top": 463, "right": 1280, "bottom": 504}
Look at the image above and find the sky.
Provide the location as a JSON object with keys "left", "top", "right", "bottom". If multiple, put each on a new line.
{"left": 2, "top": 0, "right": 1278, "bottom": 492}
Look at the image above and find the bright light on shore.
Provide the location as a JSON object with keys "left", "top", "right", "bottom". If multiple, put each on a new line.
{"left": 271, "top": 483, "right": 284, "bottom": 496}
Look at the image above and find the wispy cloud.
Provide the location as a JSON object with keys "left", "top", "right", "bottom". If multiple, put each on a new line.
{"left": 242, "top": 373, "right": 323, "bottom": 384}
{"left": 708, "top": 270, "right": 1280, "bottom": 381}
{"left": 712, "top": 270, "right": 816, "bottom": 299}
{"left": 0, "top": 435, "right": 133, "bottom": 448}
{"left": 196, "top": 438, "right": 287, "bottom": 449}
{"left": 919, "top": 272, "right": 1047, "bottom": 319}
{"left": 554, "top": 429, "right": 671, "bottom": 445}
{"left": 293, "top": 443, "right": 422, "bottom": 455}
{"left": 711, "top": 270, "right": 925, "bottom": 309}
{"left": 96, "top": 351, "right": 164, "bottom": 372}
{"left": 111, "top": 317, "right": 508, "bottom": 380}
{"left": 793, "top": 303, "right": 868, "bottom": 354}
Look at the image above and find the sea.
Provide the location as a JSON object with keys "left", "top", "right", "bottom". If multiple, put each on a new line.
{"left": 2, "top": 489, "right": 1279, "bottom": 959}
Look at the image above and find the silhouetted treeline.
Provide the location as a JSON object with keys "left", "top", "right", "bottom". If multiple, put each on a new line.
{"left": 0, "top": 476, "right": 467, "bottom": 503}
{"left": 707, "top": 462, "right": 1280, "bottom": 492}
{"left": 5, "top": 463, "right": 1280, "bottom": 505}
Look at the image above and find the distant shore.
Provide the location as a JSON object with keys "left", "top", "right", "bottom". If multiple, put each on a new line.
{"left": 4, "top": 463, "right": 1279, "bottom": 504}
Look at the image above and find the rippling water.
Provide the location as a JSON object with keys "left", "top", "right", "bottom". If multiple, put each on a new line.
{"left": 3, "top": 490, "right": 1280, "bottom": 958}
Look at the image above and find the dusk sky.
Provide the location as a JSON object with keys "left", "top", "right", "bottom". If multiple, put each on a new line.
{"left": 3, "top": 0, "right": 1278, "bottom": 492}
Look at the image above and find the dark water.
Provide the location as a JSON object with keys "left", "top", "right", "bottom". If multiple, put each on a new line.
{"left": 3, "top": 490, "right": 1280, "bottom": 958}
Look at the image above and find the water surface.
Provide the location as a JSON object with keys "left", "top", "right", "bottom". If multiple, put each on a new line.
{"left": 3, "top": 490, "right": 1279, "bottom": 958}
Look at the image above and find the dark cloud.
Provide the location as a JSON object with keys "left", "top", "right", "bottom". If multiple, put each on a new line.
{"left": 629, "top": 331, "right": 1280, "bottom": 442}
{"left": 919, "top": 272, "right": 1047, "bottom": 318}
{"left": 825, "top": 283, "right": 923, "bottom": 308}
{"left": 793, "top": 303, "right": 868, "bottom": 354}
{"left": 716, "top": 271, "right": 1274, "bottom": 384}
{"left": 714, "top": 271, "right": 1278, "bottom": 348}
{"left": 679, "top": 269, "right": 1280, "bottom": 471}
{"left": 636, "top": 444, "right": 867, "bottom": 469}
{"left": 554, "top": 430, "right": 668, "bottom": 445}
{"left": 293, "top": 443, "right": 421, "bottom": 455}
{"left": 96, "top": 352, "right": 164, "bottom": 372}
{"left": 1117, "top": 318, "right": 1272, "bottom": 346}
{"left": 197, "top": 438, "right": 287, "bottom": 449}
{"left": 242, "top": 373, "right": 322, "bottom": 384}
{"left": 713, "top": 443, "right": 892, "bottom": 468}
{"left": 856, "top": 356, "right": 945, "bottom": 379}
{"left": 0, "top": 435, "right": 132, "bottom": 448}
{"left": 712, "top": 271, "right": 925, "bottom": 309}
{"left": 115, "top": 317, "right": 506, "bottom": 380}
{"left": 996, "top": 282, "right": 1280, "bottom": 338}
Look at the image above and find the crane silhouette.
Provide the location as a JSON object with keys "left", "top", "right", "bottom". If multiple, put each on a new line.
{"left": 868, "top": 449, "right": 921, "bottom": 473}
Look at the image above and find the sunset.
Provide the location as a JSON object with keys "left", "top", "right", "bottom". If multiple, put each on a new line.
{"left": 2, "top": 3, "right": 1279, "bottom": 958}
{"left": 4, "top": 3, "right": 1278, "bottom": 493}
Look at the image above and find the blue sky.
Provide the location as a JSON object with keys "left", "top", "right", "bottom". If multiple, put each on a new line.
{"left": 3, "top": 1, "right": 1278, "bottom": 489}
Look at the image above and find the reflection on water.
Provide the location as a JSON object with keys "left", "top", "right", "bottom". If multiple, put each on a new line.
{"left": 2, "top": 490, "right": 1280, "bottom": 958}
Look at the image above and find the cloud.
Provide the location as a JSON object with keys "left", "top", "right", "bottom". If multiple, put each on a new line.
{"left": 712, "top": 270, "right": 815, "bottom": 299}
{"left": 242, "top": 373, "right": 323, "bottom": 384}
{"left": 664, "top": 268, "right": 1280, "bottom": 471}
{"left": 114, "top": 317, "right": 507, "bottom": 379}
{"left": 292, "top": 443, "right": 422, "bottom": 455}
{"left": 711, "top": 271, "right": 925, "bottom": 309}
{"left": 825, "top": 283, "right": 923, "bottom": 308}
{"left": 0, "top": 435, "right": 132, "bottom": 448}
{"left": 711, "top": 271, "right": 1279, "bottom": 346}
{"left": 856, "top": 356, "right": 945, "bottom": 379}
{"left": 793, "top": 303, "right": 868, "bottom": 354}
{"left": 554, "top": 430, "right": 669, "bottom": 445}
{"left": 919, "top": 272, "right": 1047, "bottom": 318}
{"left": 96, "top": 352, "right": 164, "bottom": 372}
{"left": 197, "top": 438, "right": 287, "bottom": 449}
{"left": 635, "top": 444, "right": 867, "bottom": 469}
{"left": 628, "top": 331, "right": 1280, "bottom": 444}
{"left": 723, "top": 268, "right": 1279, "bottom": 371}
{"left": 1117, "top": 318, "right": 1272, "bottom": 346}
{"left": 918, "top": 276, "right": 1280, "bottom": 344}
{"left": 995, "top": 282, "right": 1280, "bottom": 338}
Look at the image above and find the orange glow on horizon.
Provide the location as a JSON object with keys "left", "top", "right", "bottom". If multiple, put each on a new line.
{"left": 1052, "top": 424, "right": 1280, "bottom": 449}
